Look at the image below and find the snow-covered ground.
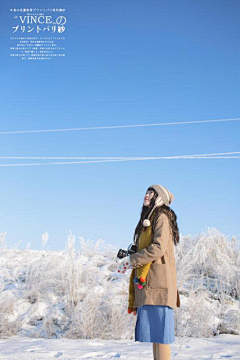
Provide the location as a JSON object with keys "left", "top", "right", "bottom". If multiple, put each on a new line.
{"left": 0, "top": 334, "right": 240, "bottom": 359}
{"left": 0, "top": 229, "right": 239, "bottom": 359}
{"left": 0, "top": 334, "right": 240, "bottom": 360}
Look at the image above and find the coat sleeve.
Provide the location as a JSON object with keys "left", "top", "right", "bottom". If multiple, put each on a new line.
{"left": 129, "top": 213, "right": 170, "bottom": 267}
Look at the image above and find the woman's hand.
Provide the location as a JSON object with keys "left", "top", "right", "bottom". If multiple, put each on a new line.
{"left": 127, "top": 307, "right": 137, "bottom": 315}
{"left": 117, "top": 255, "right": 132, "bottom": 273}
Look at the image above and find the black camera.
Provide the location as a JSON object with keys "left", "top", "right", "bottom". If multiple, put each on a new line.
{"left": 127, "top": 243, "right": 137, "bottom": 254}
{"left": 117, "top": 243, "right": 137, "bottom": 259}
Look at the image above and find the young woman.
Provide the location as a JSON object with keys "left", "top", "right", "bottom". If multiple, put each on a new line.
{"left": 127, "top": 184, "right": 180, "bottom": 360}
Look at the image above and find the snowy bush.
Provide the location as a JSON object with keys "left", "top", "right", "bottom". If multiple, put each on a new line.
{"left": 0, "top": 227, "right": 239, "bottom": 340}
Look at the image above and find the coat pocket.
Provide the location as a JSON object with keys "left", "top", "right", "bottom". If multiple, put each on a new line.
{"left": 147, "top": 263, "right": 168, "bottom": 290}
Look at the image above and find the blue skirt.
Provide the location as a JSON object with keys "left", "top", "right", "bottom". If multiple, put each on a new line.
{"left": 135, "top": 305, "right": 175, "bottom": 344}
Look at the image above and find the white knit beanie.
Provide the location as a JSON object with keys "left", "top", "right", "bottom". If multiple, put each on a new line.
{"left": 142, "top": 184, "right": 175, "bottom": 227}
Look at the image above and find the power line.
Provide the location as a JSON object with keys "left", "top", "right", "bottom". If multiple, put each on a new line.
{"left": 0, "top": 153, "right": 239, "bottom": 167}
{"left": 0, "top": 117, "right": 239, "bottom": 135}
{"left": 0, "top": 151, "right": 240, "bottom": 160}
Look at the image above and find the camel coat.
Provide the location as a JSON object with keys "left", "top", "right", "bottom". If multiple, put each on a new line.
{"left": 129, "top": 211, "right": 180, "bottom": 309}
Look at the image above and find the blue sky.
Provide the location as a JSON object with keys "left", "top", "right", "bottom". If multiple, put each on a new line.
{"left": 0, "top": 0, "right": 240, "bottom": 251}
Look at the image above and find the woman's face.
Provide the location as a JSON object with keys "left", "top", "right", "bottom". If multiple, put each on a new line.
{"left": 144, "top": 189, "right": 155, "bottom": 207}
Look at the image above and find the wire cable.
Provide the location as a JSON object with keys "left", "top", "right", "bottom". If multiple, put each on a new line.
{"left": 0, "top": 154, "right": 239, "bottom": 167}
{"left": 0, "top": 117, "right": 239, "bottom": 135}
{"left": 0, "top": 151, "right": 239, "bottom": 160}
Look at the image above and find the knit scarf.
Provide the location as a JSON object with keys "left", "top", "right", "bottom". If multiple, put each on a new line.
{"left": 128, "top": 210, "right": 156, "bottom": 311}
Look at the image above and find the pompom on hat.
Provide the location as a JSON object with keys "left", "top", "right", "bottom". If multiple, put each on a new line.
{"left": 143, "top": 184, "right": 175, "bottom": 227}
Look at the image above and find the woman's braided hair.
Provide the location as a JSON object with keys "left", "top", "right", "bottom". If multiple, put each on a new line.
{"left": 133, "top": 189, "right": 180, "bottom": 246}
{"left": 133, "top": 191, "right": 157, "bottom": 244}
